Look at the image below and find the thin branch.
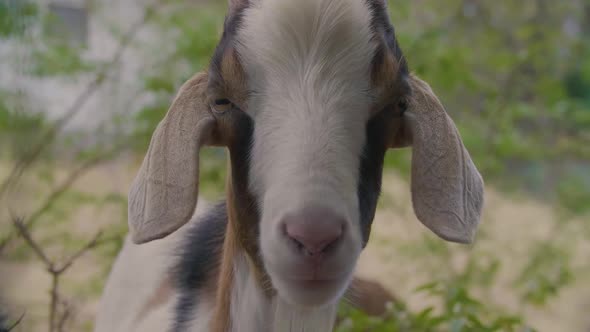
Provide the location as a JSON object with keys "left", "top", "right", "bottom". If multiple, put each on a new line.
{"left": 11, "top": 217, "right": 52, "bottom": 268}
{"left": 54, "top": 231, "right": 103, "bottom": 274}
{"left": 93, "top": 234, "right": 124, "bottom": 247}
{"left": 10, "top": 215, "right": 106, "bottom": 332}
{"left": 0, "top": 140, "right": 130, "bottom": 254}
{"left": 5, "top": 311, "right": 25, "bottom": 332}
{"left": 56, "top": 300, "right": 70, "bottom": 332}
{"left": 26, "top": 157, "right": 108, "bottom": 228}
{"left": 0, "top": 0, "right": 164, "bottom": 200}
{"left": 49, "top": 275, "right": 58, "bottom": 332}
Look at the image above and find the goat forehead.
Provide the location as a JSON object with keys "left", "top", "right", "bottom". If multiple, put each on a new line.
{"left": 236, "top": 0, "right": 377, "bottom": 113}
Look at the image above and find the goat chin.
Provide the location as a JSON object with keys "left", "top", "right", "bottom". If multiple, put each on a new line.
{"left": 269, "top": 274, "right": 352, "bottom": 308}
{"left": 230, "top": 252, "right": 339, "bottom": 332}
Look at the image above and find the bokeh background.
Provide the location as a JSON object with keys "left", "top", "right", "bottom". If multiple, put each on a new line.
{"left": 0, "top": 0, "right": 589, "bottom": 331}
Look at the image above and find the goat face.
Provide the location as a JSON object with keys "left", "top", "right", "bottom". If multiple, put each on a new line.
{"left": 127, "top": 0, "right": 485, "bottom": 309}
{"left": 237, "top": 0, "right": 379, "bottom": 306}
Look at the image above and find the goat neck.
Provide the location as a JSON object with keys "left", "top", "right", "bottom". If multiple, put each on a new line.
{"left": 210, "top": 157, "right": 272, "bottom": 331}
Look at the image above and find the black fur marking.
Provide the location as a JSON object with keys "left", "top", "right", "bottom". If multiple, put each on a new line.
{"left": 365, "top": 0, "right": 409, "bottom": 75}
{"left": 208, "top": 1, "right": 249, "bottom": 91}
{"left": 358, "top": 1, "right": 410, "bottom": 246}
{"left": 172, "top": 201, "right": 227, "bottom": 332}
{"left": 358, "top": 111, "right": 390, "bottom": 247}
{"left": 226, "top": 110, "right": 261, "bottom": 267}
{"left": 171, "top": 117, "right": 257, "bottom": 332}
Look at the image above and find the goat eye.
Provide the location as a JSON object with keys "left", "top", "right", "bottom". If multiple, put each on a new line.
{"left": 211, "top": 98, "right": 233, "bottom": 113}
{"left": 397, "top": 100, "right": 408, "bottom": 115}
{"left": 215, "top": 98, "right": 231, "bottom": 106}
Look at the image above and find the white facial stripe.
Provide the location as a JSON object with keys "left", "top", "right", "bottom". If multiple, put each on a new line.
{"left": 235, "top": 0, "right": 377, "bottom": 307}
{"left": 237, "top": 0, "right": 376, "bottom": 110}
{"left": 237, "top": 0, "right": 376, "bottom": 197}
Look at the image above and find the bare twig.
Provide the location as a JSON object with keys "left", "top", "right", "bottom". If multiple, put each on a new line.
{"left": 0, "top": 142, "right": 123, "bottom": 253}
{"left": 0, "top": 141, "right": 128, "bottom": 254}
{"left": 24, "top": 156, "right": 108, "bottom": 228}
{"left": 0, "top": 311, "right": 27, "bottom": 332}
{"left": 11, "top": 217, "right": 52, "bottom": 267}
{"left": 49, "top": 274, "right": 58, "bottom": 332}
{"left": 94, "top": 234, "right": 124, "bottom": 247}
{"left": 11, "top": 216, "right": 105, "bottom": 332}
{"left": 0, "top": 0, "right": 164, "bottom": 200}
{"left": 56, "top": 300, "right": 71, "bottom": 332}
{"left": 54, "top": 231, "right": 103, "bottom": 274}
{"left": 4, "top": 311, "right": 25, "bottom": 332}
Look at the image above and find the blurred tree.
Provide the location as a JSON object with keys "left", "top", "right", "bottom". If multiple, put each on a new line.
{"left": 384, "top": 0, "right": 590, "bottom": 214}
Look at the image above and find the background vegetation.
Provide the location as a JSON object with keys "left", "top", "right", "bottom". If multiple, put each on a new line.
{"left": 0, "top": 0, "right": 589, "bottom": 331}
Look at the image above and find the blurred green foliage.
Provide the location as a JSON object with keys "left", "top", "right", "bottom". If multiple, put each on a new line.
{"left": 514, "top": 242, "right": 573, "bottom": 306}
{"left": 0, "top": 0, "right": 95, "bottom": 77}
{"left": 132, "top": 2, "right": 225, "bottom": 151}
{"left": 0, "top": 0, "right": 37, "bottom": 37}
{"left": 0, "top": 92, "right": 49, "bottom": 160}
{"left": 30, "top": 41, "right": 95, "bottom": 76}
{"left": 2, "top": 1, "right": 588, "bottom": 209}
{"left": 337, "top": 280, "right": 533, "bottom": 332}
{"left": 383, "top": 0, "right": 590, "bottom": 212}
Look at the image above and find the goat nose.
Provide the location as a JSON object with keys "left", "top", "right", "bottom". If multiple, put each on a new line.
{"left": 283, "top": 207, "right": 345, "bottom": 255}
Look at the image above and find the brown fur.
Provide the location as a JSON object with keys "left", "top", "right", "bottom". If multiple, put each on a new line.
{"left": 347, "top": 277, "right": 399, "bottom": 317}
{"left": 210, "top": 159, "right": 271, "bottom": 332}
{"left": 220, "top": 48, "right": 248, "bottom": 108}
{"left": 371, "top": 46, "right": 400, "bottom": 92}
{"left": 210, "top": 221, "right": 237, "bottom": 332}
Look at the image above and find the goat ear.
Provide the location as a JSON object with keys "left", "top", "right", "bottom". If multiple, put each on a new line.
{"left": 128, "top": 72, "right": 219, "bottom": 244}
{"left": 391, "top": 75, "right": 484, "bottom": 243}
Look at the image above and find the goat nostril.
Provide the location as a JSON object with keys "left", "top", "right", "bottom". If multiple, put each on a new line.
{"left": 289, "top": 236, "right": 305, "bottom": 251}
{"left": 282, "top": 207, "right": 345, "bottom": 256}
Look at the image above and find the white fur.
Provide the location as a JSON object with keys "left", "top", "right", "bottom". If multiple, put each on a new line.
{"left": 272, "top": 298, "right": 337, "bottom": 332}
{"left": 186, "top": 298, "right": 214, "bottom": 332}
{"left": 236, "top": 0, "right": 376, "bottom": 311}
{"left": 94, "top": 202, "right": 214, "bottom": 332}
{"left": 93, "top": 235, "right": 174, "bottom": 332}
{"left": 229, "top": 253, "right": 272, "bottom": 331}
{"left": 228, "top": 252, "right": 338, "bottom": 331}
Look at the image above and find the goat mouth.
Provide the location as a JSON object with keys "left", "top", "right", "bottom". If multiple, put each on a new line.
{"left": 269, "top": 265, "right": 353, "bottom": 288}
{"left": 291, "top": 279, "right": 338, "bottom": 289}
{"left": 285, "top": 272, "right": 346, "bottom": 283}
{"left": 285, "top": 274, "right": 347, "bottom": 288}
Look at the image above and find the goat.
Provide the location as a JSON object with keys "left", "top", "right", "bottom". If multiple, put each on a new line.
{"left": 95, "top": 0, "right": 484, "bottom": 331}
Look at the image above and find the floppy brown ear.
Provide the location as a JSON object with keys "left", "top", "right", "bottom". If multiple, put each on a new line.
{"left": 392, "top": 75, "right": 484, "bottom": 243}
{"left": 128, "top": 72, "right": 219, "bottom": 244}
